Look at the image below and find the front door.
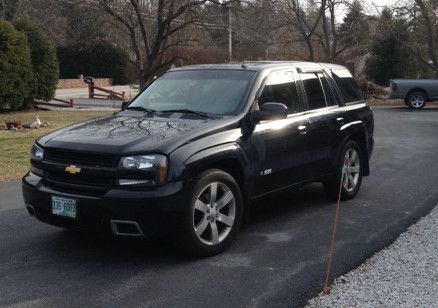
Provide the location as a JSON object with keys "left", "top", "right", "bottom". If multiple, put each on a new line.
{"left": 250, "top": 70, "right": 310, "bottom": 196}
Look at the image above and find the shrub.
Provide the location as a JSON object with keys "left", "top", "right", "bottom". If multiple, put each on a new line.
{"left": 58, "top": 43, "right": 128, "bottom": 84}
{"left": 15, "top": 17, "right": 59, "bottom": 101}
{"left": 0, "top": 19, "right": 33, "bottom": 110}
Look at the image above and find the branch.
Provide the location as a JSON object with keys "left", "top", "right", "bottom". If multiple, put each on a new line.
{"left": 129, "top": 0, "right": 151, "bottom": 55}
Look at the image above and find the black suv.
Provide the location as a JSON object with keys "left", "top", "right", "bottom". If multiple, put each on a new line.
{"left": 23, "top": 62, "right": 374, "bottom": 256}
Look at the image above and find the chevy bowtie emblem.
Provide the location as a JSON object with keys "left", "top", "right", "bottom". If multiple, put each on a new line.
{"left": 65, "top": 165, "right": 81, "bottom": 175}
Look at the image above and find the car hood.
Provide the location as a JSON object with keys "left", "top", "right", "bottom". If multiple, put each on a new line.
{"left": 39, "top": 113, "right": 225, "bottom": 154}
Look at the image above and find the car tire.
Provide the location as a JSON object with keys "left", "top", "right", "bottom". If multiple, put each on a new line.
{"left": 323, "top": 140, "right": 363, "bottom": 201}
{"left": 179, "top": 169, "right": 243, "bottom": 257}
{"left": 406, "top": 91, "right": 427, "bottom": 109}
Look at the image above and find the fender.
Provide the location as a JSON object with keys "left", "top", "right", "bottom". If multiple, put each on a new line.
{"left": 181, "top": 143, "right": 251, "bottom": 183}
{"left": 333, "top": 120, "right": 371, "bottom": 176}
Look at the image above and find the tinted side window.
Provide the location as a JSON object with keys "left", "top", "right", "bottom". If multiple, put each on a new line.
{"left": 331, "top": 69, "right": 363, "bottom": 103}
{"left": 259, "top": 71, "right": 304, "bottom": 114}
{"left": 300, "top": 73, "right": 327, "bottom": 110}
{"left": 318, "top": 74, "right": 337, "bottom": 106}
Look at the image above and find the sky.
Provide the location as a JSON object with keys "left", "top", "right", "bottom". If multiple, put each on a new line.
{"left": 332, "top": 0, "right": 403, "bottom": 21}
{"left": 365, "top": 0, "right": 403, "bottom": 14}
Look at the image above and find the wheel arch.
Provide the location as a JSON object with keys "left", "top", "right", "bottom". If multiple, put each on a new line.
{"left": 406, "top": 88, "right": 429, "bottom": 101}
{"left": 181, "top": 143, "right": 252, "bottom": 222}
{"left": 347, "top": 132, "right": 370, "bottom": 176}
{"left": 183, "top": 143, "right": 251, "bottom": 200}
{"left": 338, "top": 122, "right": 370, "bottom": 176}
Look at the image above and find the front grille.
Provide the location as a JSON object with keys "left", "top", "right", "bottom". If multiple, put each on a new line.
{"left": 40, "top": 148, "right": 117, "bottom": 196}
{"left": 47, "top": 171, "right": 111, "bottom": 187}
{"left": 44, "top": 148, "right": 117, "bottom": 167}
{"left": 43, "top": 170, "right": 112, "bottom": 196}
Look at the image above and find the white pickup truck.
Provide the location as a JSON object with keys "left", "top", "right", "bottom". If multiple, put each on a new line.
{"left": 389, "top": 79, "right": 438, "bottom": 109}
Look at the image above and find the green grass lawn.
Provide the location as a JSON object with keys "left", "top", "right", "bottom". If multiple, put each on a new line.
{"left": 0, "top": 109, "right": 113, "bottom": 182}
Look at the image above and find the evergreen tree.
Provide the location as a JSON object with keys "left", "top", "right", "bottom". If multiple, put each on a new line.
{"left": 339, "top": 0, "right": 369, "bottom": 51}
{"left": 0, "top": 19, "right": 33, "bottom": 109}
{"left": 365, "top": 8, "right": 414, "bottom": 85}
{"left": 15, "top": 17, "right": 59, "bottom": 101}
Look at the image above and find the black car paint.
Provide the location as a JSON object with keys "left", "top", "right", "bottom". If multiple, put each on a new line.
{"left": 22, "top": 62, "right": 374, "bottom": 235}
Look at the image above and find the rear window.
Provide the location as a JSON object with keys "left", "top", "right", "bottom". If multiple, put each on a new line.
{"left": 300, "top": 73, "right": 327, "bottom": 110}
{"left": 319, "top": 74, "right": 337, "bottom": 106}
{"left": 331, "top": 69, "right": 363, "bottom": 103}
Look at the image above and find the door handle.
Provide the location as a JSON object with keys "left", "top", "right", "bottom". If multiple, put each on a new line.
{"left": 298, "top": 125, "right": 307, "bottom": 135}
{"left": 336, "top": 117, "right": 345, "bottom": 125}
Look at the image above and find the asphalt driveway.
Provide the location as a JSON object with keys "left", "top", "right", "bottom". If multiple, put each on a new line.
{"left": 0, "top": 107, "right": 437, "bottom": 308}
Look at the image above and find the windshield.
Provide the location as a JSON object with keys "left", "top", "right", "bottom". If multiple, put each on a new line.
{"left": 128, "top": 69, "right": 256, "bottom": 115}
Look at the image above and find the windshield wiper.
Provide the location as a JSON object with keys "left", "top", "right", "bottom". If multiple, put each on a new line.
{"left": 124, "top": 106, "right": 156, "bottom": 113}
{"left": 159, "top": 109, "right": 216, "bottom": 119}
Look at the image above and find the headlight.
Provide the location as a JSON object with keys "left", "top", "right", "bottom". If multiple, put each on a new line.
{"left": 30, "top": 144, "right": 44, "bottom": 161}
{"left": 118, "top": 154, "right": 168, "bottom": 186}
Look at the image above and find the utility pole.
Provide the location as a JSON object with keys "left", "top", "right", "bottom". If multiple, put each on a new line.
{"left": 228, "top": 5, "right": 232, "bottom": 63}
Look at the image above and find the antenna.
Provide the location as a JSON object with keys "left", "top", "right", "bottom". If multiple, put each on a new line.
{"left": 241, "top": 60, "right": 247, "bottom": 69}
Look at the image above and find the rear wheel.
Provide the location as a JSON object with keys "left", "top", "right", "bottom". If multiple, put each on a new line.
{"left": 180, "top": 169, "right": 243, "bottom": 257}
{"left": 323, "top": 140, "right": 363, "bottom": 200}
{"left": 406, "top": 91, "right": 427, "bottom": 109}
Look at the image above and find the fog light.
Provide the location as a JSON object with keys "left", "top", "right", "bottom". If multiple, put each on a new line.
{"left": 117, "top": 179, "right": 153, "bottom": 186}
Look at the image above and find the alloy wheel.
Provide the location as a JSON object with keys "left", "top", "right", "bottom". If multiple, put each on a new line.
{"left": 343, "top": 148, "right": 360, "bottom": 192}
{"left": 410, "top": 95, "right": 425, "bottom": 108}
{"left": 192, "top": 182, "right": 236, "bottom": 246}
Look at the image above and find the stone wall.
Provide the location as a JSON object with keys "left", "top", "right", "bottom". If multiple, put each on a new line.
{"left": 57, "top": 75, "right": 113, "bottom": 89}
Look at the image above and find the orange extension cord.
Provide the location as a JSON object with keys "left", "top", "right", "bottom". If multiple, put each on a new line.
{"left": 323, "top": 158, "right": 347, "bottom": 294}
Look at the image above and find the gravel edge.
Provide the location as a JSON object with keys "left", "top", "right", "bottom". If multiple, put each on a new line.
{"left": 306, "top": 205, "right": 438, "bottom": 308}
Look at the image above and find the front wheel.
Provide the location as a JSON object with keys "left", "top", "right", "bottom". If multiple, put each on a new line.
{"left": 323, "top": 140, "right": 363, "bottom": 200}
{"left": 179, "top": 169, "right": 243, "bottom": 257}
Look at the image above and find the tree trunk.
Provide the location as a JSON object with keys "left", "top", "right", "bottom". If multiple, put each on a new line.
{"left": 139, "top": 68, "right": 146, "bottom": 90}
{"left": 415, "top": 0, "right": 438, "bottom": 76}
{"left": 305, "top": 37, "right": 315, "bottom": 61}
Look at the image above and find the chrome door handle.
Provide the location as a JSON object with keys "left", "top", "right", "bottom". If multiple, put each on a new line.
{"left": 298, "top": 125, "right": 307, "bottom": 134}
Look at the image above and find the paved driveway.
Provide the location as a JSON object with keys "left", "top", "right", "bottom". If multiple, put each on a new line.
{"left": 0, "top": 107, "right": 437, "bottom": 308}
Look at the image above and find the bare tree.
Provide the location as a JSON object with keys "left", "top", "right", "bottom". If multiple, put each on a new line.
{"left": 390, "top": 0, "right": 438, "bottom": 76}
{"left": 319, "top": 0, "right": 343, "bottom": 61}
{"left": 97, "top": 0, "right": 224, "bottom": 88}
{"left": 281, "top": 0, "right": 327, "bottom": 61}
{"left": 319, "top": 0, "right": 369, "bottom": 61}
{"left": 413, "top": 0, "right": 438, "bottom": 75}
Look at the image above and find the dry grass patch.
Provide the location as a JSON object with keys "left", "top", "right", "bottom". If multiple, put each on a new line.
{"left": 0, "top": 109, "right": 112, "bottom": 182}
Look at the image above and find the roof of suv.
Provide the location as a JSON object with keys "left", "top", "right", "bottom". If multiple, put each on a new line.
{"left": 170, "top": 61, "right": 347, "bottom": 72}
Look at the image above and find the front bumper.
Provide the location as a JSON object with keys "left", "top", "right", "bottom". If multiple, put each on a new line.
{"left": 22, "top": 172, "right": 189, "bottom": 237}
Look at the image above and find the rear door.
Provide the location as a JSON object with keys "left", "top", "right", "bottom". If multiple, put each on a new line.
{"left": 327, "top": 68, "right": 372, "bottom": 152}
{"left": 297, "top": 68, "right": 344, "bottom": 178}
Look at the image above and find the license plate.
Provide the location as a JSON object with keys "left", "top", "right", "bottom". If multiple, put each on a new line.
{"left": 51, "top": 196, "right": 77, "bottom": 219}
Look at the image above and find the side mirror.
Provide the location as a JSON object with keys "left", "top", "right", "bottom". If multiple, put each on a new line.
{"left": 121, "top": 101, "right": 130, "bottom": 109}
{"left": 251, "top": 102, "right": 288, "bottom": 123}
